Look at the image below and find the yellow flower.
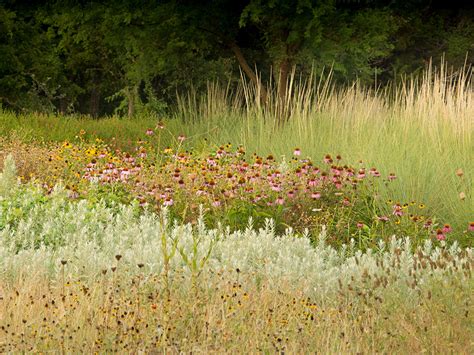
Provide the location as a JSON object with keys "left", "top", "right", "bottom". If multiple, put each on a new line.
{"left": 85, "top": 148, "right": 96, "bottom": 157}
{"left": 418, "top": 203, "right": 425, "bottom": 209}
{"left": 62, "top": 141, "right": 72, "bottom": 149}
{"left": 164, "top": 147, "right": 173, "bottom": 154}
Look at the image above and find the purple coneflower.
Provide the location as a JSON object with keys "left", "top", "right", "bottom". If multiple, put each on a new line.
{"left": 323, "top": 154, "right": 333, "bottom": 164}
{"left": 468, "top": 222, "right": 474, "bottom": 232}
{"left": 442, "top": 224, "right": 452, "bottom": 233}
{"left": 436, "top": 229, "right": 446, "bottom": 241}
{"left": 163, "top": 198, "right": 174, "bottom": 206}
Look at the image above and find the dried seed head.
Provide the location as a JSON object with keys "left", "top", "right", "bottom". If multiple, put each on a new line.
{"left": 111, "top": 267, "right": 117, "bottom": 272}
{"left": 137, "top": 263, "right": 144, "bottom": 269}
{"left": 60, "top": 260, "right": 68, "bottom": 266}
{"left": 115, "top": 255, "right": 122, "bottom": 261}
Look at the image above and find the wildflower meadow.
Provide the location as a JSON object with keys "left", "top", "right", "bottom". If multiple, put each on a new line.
{"left": 0, "top": 68, "right": 473, "bottom": 353}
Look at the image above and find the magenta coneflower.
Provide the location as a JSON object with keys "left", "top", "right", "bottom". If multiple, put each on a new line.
{"left": 436, "top": 229, "right": 446, "bottom": 241}
{"left": 271, "top": 184, "right": 281, "bottom": 192}
{"left": 275, "top": 196, "right": 285, "bottom": 205}
{"left": 163, "top": 198, "right": 174, "bottom": 206}
{"left": 293, "top": 148, "right": 301, "bottom": 156}
{"left": 311, "top": 192, "right": 321, "bottom": 200}
{"left": 146, "top": 129, "right": 154, "bottom": 136}
{"left": 369, "top": 168, "right": 381, "bottom": 177}
{"left": 323, "top": 154, "right": 333, "bottom": 164}
{"left": 392, "top": 204, "right": 403, "bottom": 217}
{"left": 442, "top": 224, "right": 452, "bottom": 233}
{"left": 469, "top": 222, "right": 474, "bottom": 232}
{"left": 356, "top": 222, "right": 364, "bottom": 229}
{"left": 423, "top": 219, "right": 432, "bottom": 229}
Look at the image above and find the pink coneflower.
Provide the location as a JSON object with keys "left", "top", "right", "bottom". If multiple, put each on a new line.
{"left": 356, "top": 222, "right": 364, "bottom": 229}
{"left": 357, "top": 169, "right": 366, "bottom": 179}
{"left": 287, "top": 190, "right": 295, "bottom": 198}
{"left": 323, "top": 154, "right": 333, "bottom": 164}
{"left": 334, "top": 180, "right": 342, "bottom": 189}
{"left": 178, "top": 134, "right": 186, "bottom": 143}
{"left": 377, "top": 216, "right": 389, "bottom": 222}
{"left": 308, "top": 179, "right": 317, "bottom": 187}
{"left": 311, "top": 192, "right": 321, "bottom": 200}
{"left": 275, "top": 196, "right": 285, "bottom": 205}
{"left": 442, "top": 224, "right": 452, "bottom": 233}
{"left": 436, "top": 229, "right": 446, "bottom": 241}
{"left": 392, "top": 204, "right": 403, "bottom": 217}
{"left": 293, "top": 148, "right": 301, "bottom": 156}
{"left": 271, "top": 184, "right": 281, "bottom": 192}
{"left": 388, "top": 173, "right": 397, "bottom": 181}
{"left": 423, "top": 219, "right": 433, "bottom": 229}
{"left": 163, "top": 198, "right": 174, "bottom": 206}
{"left": 146, "top": 129, "right": 154, "bottom": 136}
{"left": 369, "top": 168, "right": 381, "bottom": 177}
{"left": 468, "top": 222, "right": 474, "bottom": 232}
{"left": 212, "top": 199, "right": 221, "bottom": 207}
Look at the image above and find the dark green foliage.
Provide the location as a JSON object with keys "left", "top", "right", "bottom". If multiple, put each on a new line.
{"left": 0, "top": 0, "right": 472, "bottom": 115}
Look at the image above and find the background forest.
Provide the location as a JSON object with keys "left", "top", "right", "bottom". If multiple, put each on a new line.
{"left": 1, "top": 0, "right": 473, "bottom": 116}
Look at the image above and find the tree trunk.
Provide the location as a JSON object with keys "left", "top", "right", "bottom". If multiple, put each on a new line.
{"left": 90, "top": 86, "right": 100, "bottom": 118}
{"left": 275, "top": 57, "right": 292, "bottom": 124}
{"left": 229, "top": 42, "right": 268, "bottom": 104}
{"left": 59, "top": 98, "right": 68, "bottom": 115}
{"left": 277, "top": 58, "right": 290, "bottom": 104}
{"left": 127, "top": 87, "right": 135, "bottom": 118}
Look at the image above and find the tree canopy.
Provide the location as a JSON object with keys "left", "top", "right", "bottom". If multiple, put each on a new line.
{"left": 0, "top": 0, "right": 472, "bottom": 116}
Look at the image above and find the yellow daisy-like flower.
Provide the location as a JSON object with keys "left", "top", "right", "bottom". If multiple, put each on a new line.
{"left": 163, "top": 147, "right": 173, "bottom": 154}
{"left": 62, "top": 141, "right": 72, "bottom": 149}
{"left": 86, "top": 148, "right": 97, "bottom": 157}
{"left": 418, "top": 203, "right": 426, "bottom": 209}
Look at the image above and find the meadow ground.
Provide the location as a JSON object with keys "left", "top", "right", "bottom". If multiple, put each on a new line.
{"left": 0, "top": 68, "right": 473, "bottom": 352}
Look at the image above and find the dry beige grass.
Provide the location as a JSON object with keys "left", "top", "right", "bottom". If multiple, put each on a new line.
{"left": 1, "top": 270, "right": 472, "bottom": 353}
